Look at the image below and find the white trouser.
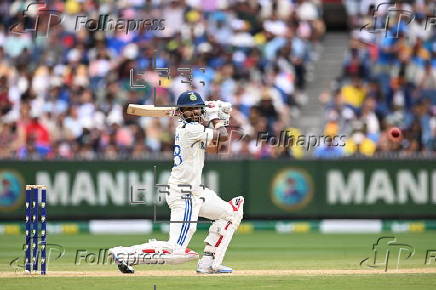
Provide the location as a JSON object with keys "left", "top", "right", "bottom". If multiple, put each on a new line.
{"left": 109, "top": 186, "right": 242, "bottom": 266}
{"left": 166, "top": 186, "right": 234, "bottom": 250}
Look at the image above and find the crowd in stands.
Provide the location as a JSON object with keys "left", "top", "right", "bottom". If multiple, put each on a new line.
{"left": 0, "top": 0, "right": 433, "bottom": 160}
{"left": 0, "top": 0, "right": 325, "bottom": 159}
{"left": 315, "top": 0, "right": 435, "bottom": 158}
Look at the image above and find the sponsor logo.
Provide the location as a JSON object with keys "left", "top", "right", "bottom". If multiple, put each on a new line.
{"left": 271, "top": 168, "right": 313, "bottom": 211}
{"left": 0, "top": 170, "right": 24, "bottom": 211}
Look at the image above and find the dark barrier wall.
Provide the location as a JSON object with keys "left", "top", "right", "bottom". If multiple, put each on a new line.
{"left": 0, "top": 160, "right": 435, "bottom": 219}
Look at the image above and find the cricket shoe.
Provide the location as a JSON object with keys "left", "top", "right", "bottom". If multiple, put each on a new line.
{"left": 117, "top": 261, "right": 135, "bottom": 274}
{"left": 197, "top": 259, "right": 232, "bottom": 274}
{"left": 211, "top": 264, "right": 232, "bottom": 274}
{"left": 196, "top": 255, "right": 213, "bottom": 274}
{"left": 197, "top": 265, "right": 233, "bottom": 274}
{"left": 109, "top": 247, "right": 135, "bottom": 274}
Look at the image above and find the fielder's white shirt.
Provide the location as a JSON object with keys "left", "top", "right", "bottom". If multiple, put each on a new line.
{"left": 168, "top": 122, "right": 214, "bottom": 195}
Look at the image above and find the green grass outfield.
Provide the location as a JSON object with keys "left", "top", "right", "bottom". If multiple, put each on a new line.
{"left": 1, "top": 231, "right": 436, "bottom": 289}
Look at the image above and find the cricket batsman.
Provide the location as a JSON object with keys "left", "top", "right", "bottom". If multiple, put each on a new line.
{"left": 109, "top": 91, "right": 244, "bottom": 274}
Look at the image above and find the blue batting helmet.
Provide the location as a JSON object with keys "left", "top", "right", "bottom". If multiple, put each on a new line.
{"left": 176, "top": 91, "right": 205, "bottom": 107}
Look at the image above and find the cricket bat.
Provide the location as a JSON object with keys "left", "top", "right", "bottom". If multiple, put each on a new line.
{"left": 127, "top": 104, "right": 177, "bottom": 117}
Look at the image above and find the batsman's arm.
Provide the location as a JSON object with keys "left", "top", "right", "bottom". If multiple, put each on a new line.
{"left": 206, "top": 119, "right": 228, "bottom": 153}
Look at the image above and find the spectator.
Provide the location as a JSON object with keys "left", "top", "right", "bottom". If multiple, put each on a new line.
{"left": 322, "top": 0, "right": 435, "bottom": 157}
{"left": 313, "top": 137, "right": 345, "bottom": 158}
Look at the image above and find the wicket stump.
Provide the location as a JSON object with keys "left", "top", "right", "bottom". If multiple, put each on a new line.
{"left": 25, "top": 185, "right": 47, "bottom": 275}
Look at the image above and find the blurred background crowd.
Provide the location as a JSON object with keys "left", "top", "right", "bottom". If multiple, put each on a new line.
{"left": 0, "top": 0, "right": 434, "bottom": 160}
{"left": 316, "top": 0, "right": 435, "bottom": 158}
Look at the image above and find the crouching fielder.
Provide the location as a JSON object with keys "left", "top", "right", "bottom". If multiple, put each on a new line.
{"left": 109, "top": 91, "right": 244, "bottom": 274}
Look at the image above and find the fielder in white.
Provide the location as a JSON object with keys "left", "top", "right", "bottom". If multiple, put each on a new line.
{"left": 109, "top": 91, "right": 244, "bottom": 274}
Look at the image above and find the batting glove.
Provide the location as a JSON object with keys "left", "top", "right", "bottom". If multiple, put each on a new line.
{"left": 217, "top": 101, "right": 232, "bottom": 126}
{"left": 204, "top": 101, "right": 220, "bottom": 122}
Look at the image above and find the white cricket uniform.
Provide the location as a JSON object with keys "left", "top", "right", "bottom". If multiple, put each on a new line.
{"left": 166, "top": 121, "right": 234, "bottom": 250}
{"left": 109, "top": 120, "right": 244, "bottom": 267}
{"left": 167, "top": 122, "right": 212, "bottom": 194}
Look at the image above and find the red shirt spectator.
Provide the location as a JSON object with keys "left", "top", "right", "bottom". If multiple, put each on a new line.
{"left": 25, "top": 118, "right": 51, "bottom": 147}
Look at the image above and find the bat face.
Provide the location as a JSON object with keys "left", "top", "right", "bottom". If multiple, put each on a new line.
{"left": 127, "top": 105, "right": 177, "bottom": 117}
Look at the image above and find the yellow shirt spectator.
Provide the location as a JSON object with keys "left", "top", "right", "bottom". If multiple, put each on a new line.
{"left": 344, "top": 137, "right": 376, "bottom": 156}
{"left": 341, "top": 84, "right": 366, "bottom": 108}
